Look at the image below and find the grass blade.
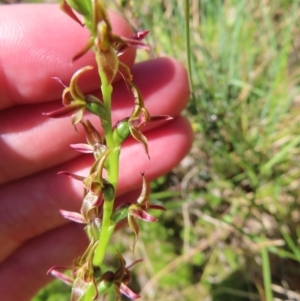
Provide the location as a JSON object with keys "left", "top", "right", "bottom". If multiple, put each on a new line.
{"left": 261, "top": 240, "right": 273, "bottom": 301}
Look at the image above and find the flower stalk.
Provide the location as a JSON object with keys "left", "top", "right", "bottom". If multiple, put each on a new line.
{"left": 45, "top": 1, "right": 171, "bottom": 300}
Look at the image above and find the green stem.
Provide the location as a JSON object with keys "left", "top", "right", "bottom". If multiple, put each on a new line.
{"left": 99, "top": 79, "right": 114, "bottom": 148}
{"left": 93, "top": 213, "right": 116, "bottom": 266}
{"left": 261, "top": 236, "right": 273, "bottom": 301}
{"left": 93, "top": 147, "right": 120, "bottom": 266}
{"left": 184, "top": 0, "right": 193, "bottom": 92}
{"left": 93, "top": 52, "right": 121, "bottom": 266}
{"left": 184, "top": 0, "right": 197, "bottom": 112}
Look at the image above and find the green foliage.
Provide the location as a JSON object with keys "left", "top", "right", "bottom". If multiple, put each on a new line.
{"left": 32, "top": 280, "right": 70, "bottom": 301}
{"left": 115, "top": 0, "right": 300, "bottom": 300}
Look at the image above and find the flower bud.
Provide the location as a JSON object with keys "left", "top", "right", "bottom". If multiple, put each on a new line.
{"left": 85, "top": 95, "right": 108, "bottom": 120}
{"left": 113, "top": 119, "right": 130, "bottom": 146}
{"left": 103, "top": 182, "right": 115, "bottom": 202}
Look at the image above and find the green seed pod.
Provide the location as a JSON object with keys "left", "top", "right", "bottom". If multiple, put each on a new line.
{"left": 86, "top": 95, "right": 108, "bottom": 121}
{"left": 112, "top": 119, "right": 130, "bottom": 146}
{"left": 103, "top": 182, "right": 115, "bottom": 202}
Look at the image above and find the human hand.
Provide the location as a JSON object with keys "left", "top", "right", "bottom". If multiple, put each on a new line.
{"left": 0, "top": 4, "right": 193, "bottom": 300}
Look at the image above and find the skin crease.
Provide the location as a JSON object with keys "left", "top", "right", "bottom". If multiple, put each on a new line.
{"left": 0, "top": 4, "right": 193, "bottom": 301}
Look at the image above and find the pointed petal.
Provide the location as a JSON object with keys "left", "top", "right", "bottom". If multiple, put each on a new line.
{"left": 72, "top": 107, "right": 85, "bottom": 128}
{"left": 148, "top": 204, "right": 166, "bottom": 211}
{"left": 73, "top": 37, "right": 94, "bottom": 61}
{"left": 89, "top": 148, "right": 111, "bottom": 178}
{"left": 134, "top": 30, "right": 150, "bottom": 40}
{"left": 57, "top": 171, "right": 85, "bottom": 181}
{"left": 42, "top": 104, "right": 82, "bottom": 118}
{"left": 129, "top": 116, "right": 147, "bottom": 128}
{"left": 89, "top": 181, "right": 103, "bottom": 195}
{"left": 114, "top": 252, "right": 126, "bottom": 282}
{"left": 114, "top": 284, "right": 122, "bottom": 301}
{"left": 136, "top": 173, "right": 148, "bottom": 205}
{"left": 81, "top": 119, "right": 103, "bottom": 145}
{"left": 60, "top": 210, "right": 86, "bottom": 224}
{"left": 149, "top": 115, "right": 174, "bottom": 122}
{"left": 126, "top": 258, "right": 143, "bottom": 270}
{"left": 47, "top": 267, "right": 73, "bottom": 285}
{"left": 130, "top": 126, "right": 149, "bottom": 159}
{"left": 115, "top": 30, "right": 151, "bottom": 56}
{"left": 60, "top": 0, "right": 84, "bottom": 26}
{"left": 129, "top": 83, "right": 150, "bottom": 121}
{"left": 51, "top": 76, "right": 67, "bottom": 88}
{"left": 128, "top": 215, "right": 139, "bottom": 252}
{"left": 85, "top": 216, "right": 102, "bottom": 240}
{"left": 78, "top": 238, "right": 99, "bottom": 267}
{"left": 117, "top": 38, "right": 150, "bottom": 55}
{"left": 130, "top": 208, "right": 158, "bottom": 222}
{"left": 118, "top": 61, "right": 133, "bottom": 83}
{"left": 131, "top": 115, "right": 174, "bottom": 133}
{"left": 92, "top": 276, "right": 99, "bottom": 301}
{"left": 81, "top": 191, "right": 103, "bottom": 221}
{"left": 62, "top": 87, "right": 73, "bottom": 106}
{"left": 83, "top": 173, "right": 100, "bottom": 193}
{"left": 70, "top": 143, "right": 94, "bottom": 153}
{"left": 119, "top": 282, "right": 140, "bottom": 299}
{"left": 70, "top": 66, "right": 93, "bottom": 100}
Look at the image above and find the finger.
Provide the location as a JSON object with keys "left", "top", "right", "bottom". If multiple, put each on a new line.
{"left": 0, "top": 223, "right": 88, "bottom": 301}
{"left": 0, "top": 4, "right": 135, "bottom": 109}
{"left": 0, "top": 188, "right": 143, "bottom": 301}
{"left": 0, "top": 116, "right": 193, "bottom": 264}
{"left": 0, "top": 57, "right": 189, "bottom": 184}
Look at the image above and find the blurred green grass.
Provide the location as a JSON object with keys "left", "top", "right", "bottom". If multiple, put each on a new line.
{"left": 10, "top": 0, "right": 299, "bottom": 300}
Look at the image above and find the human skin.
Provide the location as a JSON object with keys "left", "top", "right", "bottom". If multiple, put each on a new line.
{"left": 0, "top": 4, "right": 193, "bottom": 300}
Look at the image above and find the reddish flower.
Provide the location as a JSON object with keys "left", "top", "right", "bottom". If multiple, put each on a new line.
{"left": 48, "top": 239, "right": 99, "bottom": 301}
{"left": 99, "top": 253, "right": 142, "bottom": 301}
{"left": 129, "top": 114, "right": 173, "bottom": 159}
{"left": 70, "top": 119, "right": 106, "bottom": 159}
{"left": 128, "top": 173, "right": 166, "bottom": 251}
{"left": 61, "top": 0, "right": 149, "bottom": 84}
{"left": 43, "top": 66, "right": 93, "bottom": 128}
{"left": 114, "top": 30, "right": 150, "bottom": 56}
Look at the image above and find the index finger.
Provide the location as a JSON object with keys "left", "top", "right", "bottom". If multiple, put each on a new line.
{"left": 0, "top": 4, "right": 135, "bottom": 109}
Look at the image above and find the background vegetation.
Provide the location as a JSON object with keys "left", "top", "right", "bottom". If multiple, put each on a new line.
{"left": 3, "top": 0, "right": 300, "bottom": 300}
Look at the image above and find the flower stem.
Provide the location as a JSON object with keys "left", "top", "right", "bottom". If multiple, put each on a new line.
{"left": 93, "top": 52, "right": 120, "bottom": 266}
{"left": 93, "top": 147, "right": 120, "bottom": 266}
{"left": 98, "top": 76, "right": 114, "bottom": 148}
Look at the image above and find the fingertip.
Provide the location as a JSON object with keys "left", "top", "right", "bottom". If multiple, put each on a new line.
{"left": 0, "top": 4, "right": 135, "bottom": 109}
